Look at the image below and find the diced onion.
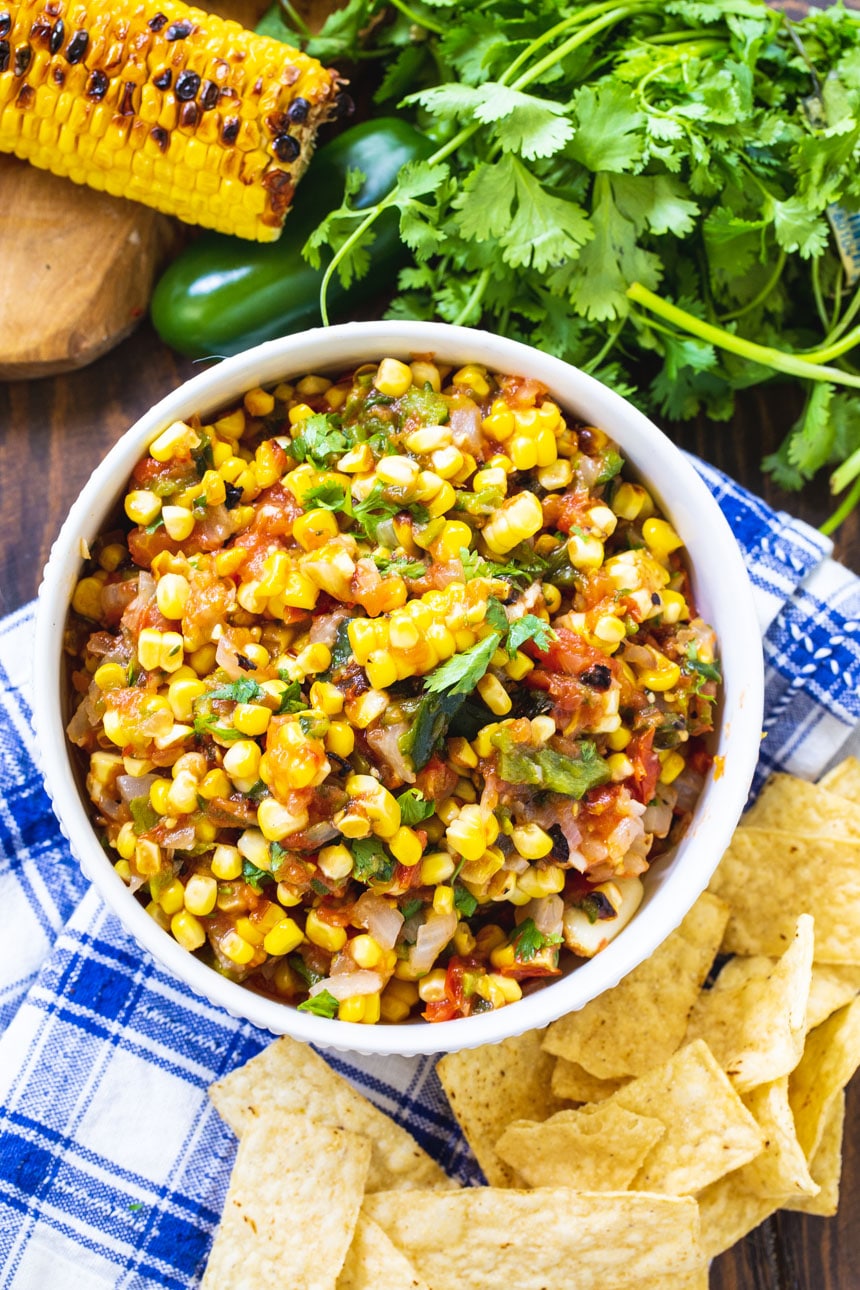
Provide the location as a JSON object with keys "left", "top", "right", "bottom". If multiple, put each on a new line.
{"left": 117, "top": 774, "right": 159, "bottom": 803}
{"left": 353, "top": 892, "right": 404, "bottom": 950}
{"left": 409, "top": 911, "right": 457, "bottom": 975}
{"left": 309, "top": 970, "right": 384, "bottom": 1001}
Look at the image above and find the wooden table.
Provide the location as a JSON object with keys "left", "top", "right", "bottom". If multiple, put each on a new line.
{"left": 2, "top": 320, "right": 859, "bottom": 1289}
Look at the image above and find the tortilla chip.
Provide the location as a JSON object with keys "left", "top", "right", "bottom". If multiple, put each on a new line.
{"left": 495, "top": 1103, "right": 665, "bottom": 1191}
{"left": 542, "top": 892, "right": 729, "bottom": 1079}
{"left": 819, "top": 755, "right": 860, "bottom": 805}
{"left": 436, "top": 1028, "right": 565, "bottom": 1187}
{"left": 743, "top": 773, "right": 860, "bottom": 840}
{"left": 789, "top": 996, "right": 860, "bottom": 1160}
{"left": 362, "top": 1189, "right": 704, "bottom": 1290}
{"left": 551, "top": 1058, "right": 629, "bottom": 1103}
{"left": 684, "top": 915, "right": 813, "bottom": 1091}
{"left": 337, "top": 1216, "right": 430, "bottom": 1290}
{"left": 785, "top": 1091, "right": 845, "bottom": 1218}
{"left": 209, "top": 1035, "right": 450, "bottom": 1193}
{"left": 604, "top": 1040, "right": 764, "bottom": 1196}
{"left": 696, "top": 1175, "right": 779, "bottom": 1261}
{"left": 806, "top": 964, "right": 860, "bottom": 1031}
{"left": 708, "top": 828, "right": 860, "bottom": 962}
{"left": 738, "top": 1078, "right": 818, "bottom": 1200}
{"left": 201, "top": 1112, "right": 370, "bottom": 1290}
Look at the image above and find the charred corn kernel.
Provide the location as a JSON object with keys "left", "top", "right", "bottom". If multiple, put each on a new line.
{"left": 346, "top": 775, "right": 401, "bottom": 838}
{"left": 433, "top": 885, "right": 455, "bottom": 916}
{"left": 417, "top": 969, "right": 448, "bottom": 1003}
{"left": 389, "top": 826, "right": 423, "bottom": 867}
{"left": 613, "top": 482, "right": 653, "bottom": 521}
{"left": 607, "top": 753, "right": 635, "bottom": 782}
{"left": 660, "top": 750, "right": 686, "bottom": 784}
{"left": 125, "top": 490, "right": 161, "bottom": 526}
{"left": 317, "top": 844, "right": 354, "bottom": 880}
{"left": 538, "top": 459, "right": 574, "bottom": 491}
{"left": 156, "top": 573, "right": 190, "bottom": 620}
{"left": 197, "top": 770, "right": 230, "bottom": 803}
{"left": 149, "top": 779, "right": 172, "bottom": 815}
{"left": 98, "top": 543, "right": 127, "bottom": 572}
{"left": 447, "top": 737, "right": 478, "bottom": 772}
{"left": 638, "top": 656, "right": 681, "bottom": 692}
{"left": 162, "top": 506, "right": 195, "bottom": 541}
{"left": 425, "top": 481, "right": 457, "bottom": 518}
{"left": 567, "top": 533, "right": 605, "bottom": 570}
{"left": 350, "top": 933, "right": 383, "bottom": 969}
{"left": 477, "top": 673, "right": 512, "bottom": 715}
{"left": 453, "top": 365, "right": 490, "bottom": 398}
{"left": 326, "top": 721, "right": 355, "bottom": 757}
{"left": 219, "top": 456, "right": 247, "bottom": 485}
{"left": 606, "top": 727, "right": 632, "bottom": 751}
{"left": 223, "top": 740, "right": 261, "bottom": 782}
{"left": 221, "top": 930, "right": 255, "bottom": 965}
{"left": 173, "top": 751, "right": 207, "bottom": 781}
{"left": 293, "top": 510, "right": 339, "bottom": 550}
{"left": 511, "top": 824, "right": 553, "bottom": 860}
{"left": 233, "top": 703, "right": 271, "bottom": 737}
{"left": 593, "top": 614, "right": 626, "bottom": 644}
{"left": 305, "top": 910, "right": 348, "bottom": 953}
{"left": 509, "top": 434, "right": 538, "bottom": 471}
{"left": 517, "top": 864, "right": 565, "bottom": 898}
{"left": 344, "top": 690, "right": 389, "bottom": 729}
{"left": 429, "top": 446, "right": 464, "bottom": 479}
{"left": 337, "top": 995, "right": 364, "bottom": 1022}
{"left": 405, "top": 424, "right": 451, "bottom": 453}
{"left": 336, "top": 810, "right": 372, "bottom": 839}
{"left": 365, "top": 651, "right": 398, "bottom": 690}
{"left": 375, "top": 358, "right": 413, "bottom": 397}
{"left": 420, "top": 851, "right": 456, "bottom": 886}
{"left": 473, "top": 466, "right": 508, "bottom": 493}
{"left": 199, "top": 469, "right": 227, "bottom": 506}
{"left": 280, "top": 570, "right": 320, "bottom": 610}
{"left": 243, "top": 643, "right": 270, "bottom": 669}
{"left": 337, "top": 444, "right": 374, "bottom": 473}
{"left": 244, "top": 387, "right": 275, "bottom": 417}
{"left": 93, "top": 662, "right": 126, "bottom": 690}
{"left": 432, "top": 520, "right": 472, "bottom": 562}
{"left": 171, "top": 910, "right": 206, "bottom": 952}
{"left": 263, "top": 917, "right": 304, "bottom": 957}
{"left": 256, "top": 796, "right": 304, "bottom": 842}
{"left": 643, "top": 517, "right": 683, "bottom": 559}
{"left": 211, "top": 844, "right": 243, "bottom": 880}
{"left": 309, "top": 681, "right": 344, "bottom": 715}
{"left": 505, "top": 650, "right": 534, "bottom": 681}
{"left": 587, "top": 504, "right": 617, "bottom": 537}
{"left": 166, "top": 771, "right": 199, "bottom": 815}
{"left": 183, "top": 874, "right": 217, "bottom": 917}
{"left": 659, "top": 589, "right": 688, "bottom": 623}
{"left": 483, "top": 492, "right": 543, "bottom": 555}
{"left": 116, "top": 822, "right": 137, "bottom": 861}
{"left": 377, "top": 455, "right": 420, "bottom": 488}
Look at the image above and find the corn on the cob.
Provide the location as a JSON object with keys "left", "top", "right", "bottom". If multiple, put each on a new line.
{"left": 0, "top": 0, "right": 339, "bottom": 240}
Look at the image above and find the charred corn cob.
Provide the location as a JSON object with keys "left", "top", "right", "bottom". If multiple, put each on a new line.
{"left": 0, "top": 0, "right": 339, "bottom": 240}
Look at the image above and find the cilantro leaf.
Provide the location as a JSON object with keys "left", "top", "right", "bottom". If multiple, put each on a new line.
{"left": 290, "top": 413, "right": 350, "bottom": 468}
{"left": 513, "top": 917, "right": 563, "bottom": 962}
{"left": 485, "top": 597, "right": 509, "bottom": 633}
{"left": 372, "top": 553, "right": 427, "bottom": 578}
{"left": 242, "top": 858, "right": 271, "bottom": 892}
{"left": 423, "top": 632, "right": 503, "bottom": 696}
{"left": 297, "top": 990, "right": 339, "bottom": 1018}
{"left": 453, "top": 884, "right": 478, "bottom": 918}
{"left": 396, "top": 788, "right": 435, "bottom": 826}
{"left": 507, "top": 615, "right": 557, "bottom": 655}
{"left": 350, "top": 837, "right": 395, "bottom": 884}
{"left": 570, "top": 83, "right": 646, "bottom": 174}
{"left": 208, "top": 678, "right": 265, "bottom": 704}
{"left": 302, "top": 481, "right": 351, "bottom": 513}
{"left": 129, "top": 797, "right": 159, "bottom": 836}
{"left": 400, "top": 897, "right": 424, "bottom": 921}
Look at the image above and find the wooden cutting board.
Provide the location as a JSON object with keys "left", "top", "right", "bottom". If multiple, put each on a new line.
{"left": 0, "top": 0, "right": 272, "bottom": 381}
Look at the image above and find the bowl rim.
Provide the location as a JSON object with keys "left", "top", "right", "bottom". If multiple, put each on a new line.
{"left": 34, "top": 320, "right": 764, "bottom": 1057}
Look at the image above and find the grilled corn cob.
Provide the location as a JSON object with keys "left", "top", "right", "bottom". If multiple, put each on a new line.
{"left": 0, "top": 0, "right": 339, "bottom": 240}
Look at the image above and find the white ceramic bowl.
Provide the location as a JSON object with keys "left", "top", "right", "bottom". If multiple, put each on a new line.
{"left": 34, "top": 321, "right": 763, "bottom": 1057}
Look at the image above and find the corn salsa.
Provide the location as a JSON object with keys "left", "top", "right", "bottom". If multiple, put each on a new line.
{"left": 65, "top": 357, "right": 720, "bottom": 1024}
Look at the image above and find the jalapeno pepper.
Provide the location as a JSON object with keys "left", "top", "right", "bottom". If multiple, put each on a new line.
{"left": 150, "top": 118, "right": 433, "bottom": 358}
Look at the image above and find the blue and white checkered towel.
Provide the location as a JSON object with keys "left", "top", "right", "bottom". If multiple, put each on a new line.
{"left": 1, "top": 462, "right": 859, "bottom": 1289}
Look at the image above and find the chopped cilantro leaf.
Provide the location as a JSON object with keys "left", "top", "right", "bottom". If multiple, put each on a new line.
{"left": 684, "top": 647, "right": 722, "bottom": 684}
{"left": 242, "top": 859, "right": 271, "bottom": 892}
{"left": 423, "top": 632, "right": 503, "bottom": 696}
{"left": 289, "top": 953, "right": 324, "bottom": 987}
{"left": 144, "top": 515, "right": 164, "bottom": 534}
{"left": 208, "top": 678, "right": 265, "bottom": 704}
{"left": 513, "top": 917, "right": 563, "bottom": 962}
{"left": 277, "top": 680, "right": 305, "bottom": 714}
{"left": 350, "top": 837, "right": 395, "bottom": 884}
{"left": 290, "top": 413, "right": 350, "bottom": 468}
{"left": 192, "top": 712, "right": 244, "bottom": 742}
{"left": 373, "top": 553, "right": 428, "bottom": 578}
{"left": 297, "top": 989, "right": 339, "bottom": 1018}
{"left": 396, "top": 788, "right": 435, "bottom": 826}
{"left": 302, "top": 481, "right": 351, "bottom": 513}
{"left": 485, "top": 597, "right": 509, "bottom": 633}
{"left": 401, "top": 897, "right": 424, "bottom": 920}
{"left": 453, "top": 884, "right": 478, "bottom": 918}
{"left": 507, "top": 615, "right": 557, "bottom": 656}
{"left": 129, "top": 797, "right": 159, "bottom": 836}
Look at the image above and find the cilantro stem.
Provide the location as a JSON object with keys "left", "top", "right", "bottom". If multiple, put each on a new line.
{"left": 511, "top": 6, "right": 643, "bottom": 92}
{"left": 822, "top": 475, "right": 860, "bottom": 536}
{"left": 811, "top": 254, "right": 829, "bottom": 332}
{"left": 718, "top": 252, "right": 786, "bottom": 324}
{"left": 277, "top": 0, "right": 310, "bottom": 37}
{"left": 627, "top": 282, "right": 860, "bottom": 391}
{"left": 583, "top": 317, "right": 626, "bottom": 372}
{"left": 452, "top": 268, "right": 491, "bottom": 326}
{"left": 830, "top": 444, "right": 860, "bottom": 496}
{"left": 388, "top": 0, "right": 445, "bottom": 36}
{"left": 498, "top": 0, "right": 648, "bottom": 88}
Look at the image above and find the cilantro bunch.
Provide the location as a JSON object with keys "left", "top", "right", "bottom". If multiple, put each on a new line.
{"left": 270, "top": 0, "right": 860, "bottom": 527}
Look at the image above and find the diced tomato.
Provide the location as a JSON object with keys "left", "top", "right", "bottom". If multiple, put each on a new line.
{"left": 127, "top": 526, "right": 182, "bottom": 569}
{"left": 423, "top": 956, "right": 473, "bottom": 1022}
{"left": 416, "top": 756, "right": 459, "bottom": 802}
{"left": 628, "top": 728, "right": 660, "bottom": 804}
{"left": 526, "top": 626, "right": 619, "bottom": 680}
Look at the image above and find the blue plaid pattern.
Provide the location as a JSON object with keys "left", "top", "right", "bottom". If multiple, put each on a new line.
{"left": 0, "top": 463, "right": 858, "bottom": 1288}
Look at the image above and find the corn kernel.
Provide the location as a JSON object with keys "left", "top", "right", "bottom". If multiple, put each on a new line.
{"left": 162, "top": 506, "right": 195, "bottom": 541}
{"left": 181, "top": 873, "right": 216, "bottom": 917}
{"left": 509, "top": 434, "right": 538, "bottom": 471}
{"left": 505, "top": 651, "right": 534, "bottom": 681}
{"left": 453, "top": 364, "right": 490, "bottom": 398}
{"left": 517, "top": 864, "right": 566, "bottom": 898}
{"left": 244, "top": 386, "right": 275, "bottom": 417}
{"left": 171, "top": 909, "right": 206, "bottom": 951}
{"left": 166, "top": 771, "right": 199, "bottom": 815}
{"left": 660, "top": 750, "right": 686, "bottom": 784}
{"left": 263, "top": 917, "right": 304, "bottom": 957}
{"left": 115, "top": 822, "right": 137, "bottom": 861}
{"left": 638, "top": 657, "right": 682, "bottom": 692}
{"left": 93, "top": 662, "right": 126, "bottom": 690}
{"left": 511, "top": 823, "right": 553, "bottom": 860}
{"left": 125, "top": 490, "right": 161, "bottom": 526}
{"left": 433, "top": 885, "right": 455, "bottom": 916}
{"left": 347, "top": 933, "right": 381, "bottom": 969}
{"left": 215, "top": 408, "right": 246, "bottom": 439}
{"left": 613, "top": 482, "right": 653, "bottom": 521}
{"left": 389, "top": 826, "right": 423, "bottom": 867}
{"left": 643, "top": 517, "right": 684, "bottom": 560}
{"left": 431, "top": 519, "right": 473, "bottom": 562}
{"left": 211, "top": 844, "right": 242, "bottom": 880}
{"left": 295, "top": 643, "right": 332, "bottom": 676}
{"left": 477, "top": 673, "right": 512, "bottom": 715}
{"left": 221, "top": 929, "right": 256, "bottom": 965}
{"left": 337, "top": 995, "right": 365, "bottom": 1022}
{"left": 156, "top": 877, "right": 184, "bottom": 916}
{"left": 593, "top": 614, "right": 626, "bottom": 644}
{"left": 326, "top": 721, "right": 355, "bottom": 757}
{"left": 405, "top": 424, "right": 451, "bottom": 454}
{"left": 420, "top": 852, "right": 455, "bottom": 886}
{"left": 377, "top": 455, "right": 420, "bottom": 488}
{"left": 233, "top": 703, "right": 271, "bottom": 737}
{"left": 317, "top": 844, "right": 354, "bottom": 880}
{"left": 375, "top": 357, "right": 413, "bottom": 398}
{"left": 483, "top": 492, "right": 543, "bottom": 555}
{"left": 223, "top": 740, "right": 262, "bottom": 782}
{"left": 417, "top": 969, "right": 448, "bottom": 1003}
{"left": 305, "top": 909, "right": 348, "bottom": 953}
{"left": 344, "top": 690, "right": 389, "bottom": 729}
{"left": 293, "top": 509, "right": 340, "bottom": 551}
{"left": 365, "top": 651, "right": 398, "bottom": 691}
{"left": 426, "top": 482, "right": 457, "bottom": 518}
{"left": 98, "top": 543, "right": 127, "bottom": 572}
